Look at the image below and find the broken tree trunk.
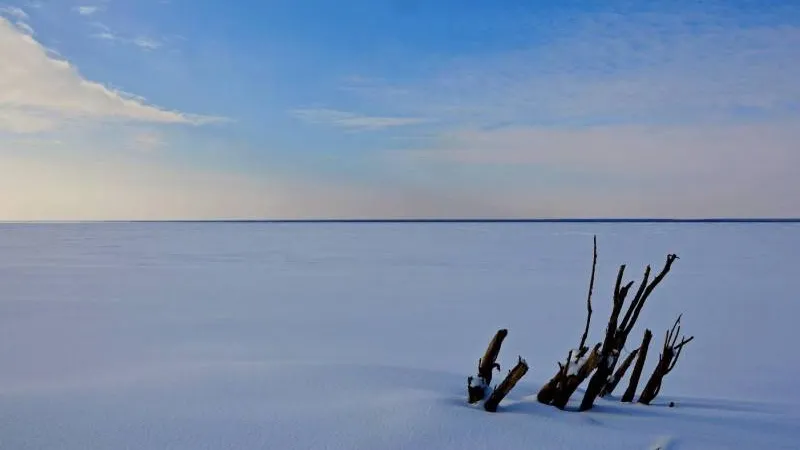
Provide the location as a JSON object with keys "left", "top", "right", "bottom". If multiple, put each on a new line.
{"left": 579, "top": 253, "right": 679, "bottom": 411}
{"left": 551, "top": 343, "right": 602, "bottom": 409}
{"left": 537, "top": 236, "right": 598, "bottom": 406}
{"left": 639, "top": 316, "right": 693, "bottom": 405}
{"left": 468, "top": 329, "right": 508, "bottom": 403}
{"left": 622, "top": 329, "right": 653, "bottom": 402}
{"left": 484, "top": 356, "right": 529, "bottom": 412}
{"left": 600, "top": 346, "right": 639, "bottom": 397}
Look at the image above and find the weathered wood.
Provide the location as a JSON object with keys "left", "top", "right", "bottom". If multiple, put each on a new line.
{"left": 468, "top": 328, "right": 508, "bottom": 404}
{"left": 484, "top": 357, "right": 529, "bottom": 412}
{"left": 578, "top": 235, "right": 597, "bottom": 352}
{"left": 478, "top": 329, "right": 508, "bottom": 385}
{"left": 551, "top": 343, "right": 602, "bottom": 410}
{"left": 638, "top": 347, "right": 673, "bottom": 405}
{"left": 538, "top": 235, "right": 597, "bottom": 406}
{"left": 622, "top": 329, "right": 652, "bottom": 402}
{"left": 579, "top": 254, "right": 678, "bottom": 411}
{"left": 536, "top": 349, "right": 572, "bottom": 404}
{"left": 638, "top": 316, "right": 693, "bottom": 405}
{"left": 600, "top": 346, "right": 639, "bottom": 397}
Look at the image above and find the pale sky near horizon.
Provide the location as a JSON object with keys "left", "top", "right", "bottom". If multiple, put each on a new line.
{"left": 1, "top": 0, "right": 798, "bottom": 220}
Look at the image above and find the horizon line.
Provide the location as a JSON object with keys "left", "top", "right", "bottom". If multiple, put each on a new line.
{"left": 1, "top": 218, "right": 799, "bottom": 224}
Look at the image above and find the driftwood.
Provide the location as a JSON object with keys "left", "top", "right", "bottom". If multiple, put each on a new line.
{"left": 551, "top": 343, "right": 602, "bottom": 409}
{"left": 537, "top": 236, "right": 599, "bottom": 406}
{"left": 622, "top": 329, "right": 653, "bottom": 402}
{"left": 483, "top": 356, "right": 529, "bottom": 412}
{"left": 600, "top": 346, "right": 639, "bottom": 397}
{"left": 579, "top": 253, "right": 679, "bottom": 411}
{"left": 578, "top": 235, "right": 597, "bottom": 352}
{"left": 639, "top": 316, "right": 693, "bottom": 405}
{"left": 468, "top": 329, "right": 508, "bottom": 403}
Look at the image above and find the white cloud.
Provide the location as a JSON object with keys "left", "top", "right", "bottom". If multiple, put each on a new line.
{"left": 132, "top": 36, "right": 161, "bottom": 50}
{"left": 0, "top": 5, "right": 27, "bottom": 20}
{"left": 74, "top": 6, "right": 99, "bottom": 16}
{"left": 13, "top": 20, "right": 32, "bottom": 34}
{"left": 92, "top": 30, "right": 116, "bottom": 40}
{"left": 89, "top": 23, "right": 165, "bottom": 51}
{"left": 291, "top": 108, "right": 428, "bottom": 130}
{"left": 0, "top": 18, "right": 222, "bottom": 133}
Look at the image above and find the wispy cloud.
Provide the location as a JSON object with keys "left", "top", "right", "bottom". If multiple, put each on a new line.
{"left": 74, "top": 6, "right": 99, "bottom": 16}
{"left": 0, "top": 17, "right": 223, "bottom": 133}
{"left": 405, "top": 122, "right": 799, "bottom": 178}
{"left": 132, "top": 36, "right": 162, "bottom": 50}
{"left": 344, "top": 11, "right": 800, "bottom": 128}
{"left": 13, "top": 19, "right": 33, "bottom": 34}
{"left": 89, "top": 22, "right": 163, "bottom": 51}
{"left": 291, "top": 108, "right": 428, "bottom": 130}
{"left": 0, "top": 5, "right": 28, "bottom": 20}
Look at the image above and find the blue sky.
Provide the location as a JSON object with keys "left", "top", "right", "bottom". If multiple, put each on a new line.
{"left": 0, "top": 0, "right": 798, "bottom": 219}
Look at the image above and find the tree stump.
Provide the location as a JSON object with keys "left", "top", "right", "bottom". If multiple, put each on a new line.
{"left": 551, "top": 343, "right": 602, "bottom": 410}
{"left": 484, "top": 357, "right": 529, "bottom": 412}
{"left": 467, "top": 329, "right": 508, "bottom": 404}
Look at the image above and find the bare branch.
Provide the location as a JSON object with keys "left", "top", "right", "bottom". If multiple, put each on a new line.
{"left": 619, "top": 265, "right": 651, "bottom": 332}
{"left": 674, "top": 336, "right": 694, "bottom": 351}
{"left": 622, "top": 329, "right": 652, "bottom": 402}
{"left": 667, "top": 314, "right": 682, "bottom": 346}
{"left": 579, "top": 235, "right": 597, "bottom": 351}
{"left": 623, "top": 254, "right": 679, "bottom": 334}
{"left": 613, "top": 265, "right": 626, "bottom": 304}
{"left": 600, "top": 346, "right": 640, "bottom": 397}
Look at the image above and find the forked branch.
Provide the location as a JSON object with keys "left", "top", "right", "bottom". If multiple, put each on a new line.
{"left": 638, "top": 315, "right": 693, "bottom": 405}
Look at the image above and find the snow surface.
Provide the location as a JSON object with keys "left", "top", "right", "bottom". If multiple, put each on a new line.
{"left": 0, "top": 222, "right": 798, "bottom": 449}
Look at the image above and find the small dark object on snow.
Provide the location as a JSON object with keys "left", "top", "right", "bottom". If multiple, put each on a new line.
{"left": 669, "top": 402, "right": 675, "bottom": 407}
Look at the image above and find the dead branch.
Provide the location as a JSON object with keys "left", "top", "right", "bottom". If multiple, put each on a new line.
{"left": 578, "top": 235, "right": 597, "bottom": 352}
{"left": 537, "top": 235, "right": 600, "bottom": 406}
{"left": 537, "top": 350, "right": 573, "bottom": 405}
{"left": 622, "top": 329, "right": 652, "bottom": 402}
{"left": 484, "top": 356, "right": 529, "bottom": 412}
{"left": 600, "top": 346, "right": 639, "bottom": 397}
{"left": 639, "top": 316, "right": 693, "bottom": 405}
{"left": 551, "top": 343, "right": 602, "bottom": 410}
{"left": 468, "top": 329, "right": 508, "bottom": 404}
{"left": 579, "top": 254, "right": 678, "bottom": 411}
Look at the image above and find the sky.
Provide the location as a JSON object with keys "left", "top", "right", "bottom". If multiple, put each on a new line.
{"left": 0, "top": 0, "right": 798, "bottom": 220}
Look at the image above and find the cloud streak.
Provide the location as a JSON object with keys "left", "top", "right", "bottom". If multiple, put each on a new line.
{"left": 0, "top": 5, "right": 27, "bottom": 20}
{"left": 344, "top": 10, "right": 800, "bottom": 127}
{"left": 291, "top": 108, "right": 428, "bottom": 130}
{"left": 90, "top": 22, "right": 164, "bottom": 51}
{"left": 74, "top": 6, "right": 99, "bottom": 16}
{"left": 0, "top": 18, "right": 223, "bottom": 133}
